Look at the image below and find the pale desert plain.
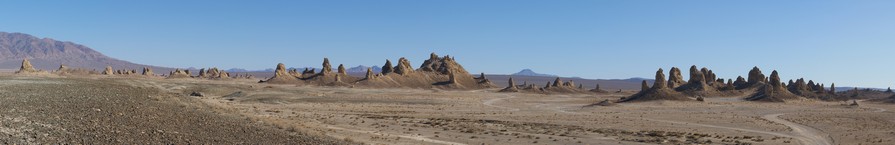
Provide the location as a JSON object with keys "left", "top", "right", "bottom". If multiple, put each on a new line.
{"left": 2, "top": 63, "right": 893, "bottom": 145}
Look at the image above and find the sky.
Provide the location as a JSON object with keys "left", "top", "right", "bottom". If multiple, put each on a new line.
{"left": 1, "top": 0, "right": 894, "bottom": 88}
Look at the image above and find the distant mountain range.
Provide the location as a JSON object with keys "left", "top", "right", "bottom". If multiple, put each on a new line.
{"left": 0, "top": 31, "right": 653, "bottom": 88}
{"left": 512, "top": 69, "right": 558, "bottom": 77}
{"left": 0, "top": 32, "right": 170, "bottom": 71}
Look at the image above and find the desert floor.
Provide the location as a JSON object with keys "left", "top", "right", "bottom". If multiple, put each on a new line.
{"left": 1, "top": 75, "right": 892, "bottom": 145}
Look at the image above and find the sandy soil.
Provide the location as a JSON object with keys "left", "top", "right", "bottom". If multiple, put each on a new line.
{"left": 1, "top": 74, "right": 892, "bottom": 144}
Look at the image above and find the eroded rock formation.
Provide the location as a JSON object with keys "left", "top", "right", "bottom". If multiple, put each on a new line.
{"left": 142, "top": 67, "right": 153, "bottom": 76}
{"left": 745, "top": 70, "right": 800, "bottom": 102}
{"left": 381, "top": 60, "right": 394, "bottom": 74}
{"left": 264, "top": 63, "right": 299, "bottom": 83}
{"left": 16, "top": 59, "right": 40, "bottom": 74}
{"left": 167, "top": 69, "right": 191, "bottom": 78}
{"left": 499, "top": 77, "right": 519, "bottom": 92}
{"left": 103, "top": 66, "right": 114, "bottom": 75}
{"left": 365, "top": 68, "right": 375, "bottom": 80}
{"left": 393, "top": 57, "right": 414, "bottom": 75}
{"left": 337, "top": 64, "right": 347, "bottom": 76}
{"left": 667, "top": 67, "right": 685, "bottom": 88}
{"left": 621, "top": 68, "right": 690, "bottom": 102}
{"left": 321, "top": 58, "right": 333, "bottom": 75}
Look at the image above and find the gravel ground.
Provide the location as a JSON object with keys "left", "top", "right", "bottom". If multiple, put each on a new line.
{"left": 0, "top": 76, "right": 353, "bottom": 144}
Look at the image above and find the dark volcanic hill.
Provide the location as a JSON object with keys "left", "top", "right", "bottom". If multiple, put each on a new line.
{"left": 512, "top": 69, "right": 558, "bottom": 77}
{"left": 0, "top": 32, "right": 169, "bottom": 72}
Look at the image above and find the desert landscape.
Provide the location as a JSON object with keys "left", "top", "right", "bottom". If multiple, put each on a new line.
{"left": 3, "top": 1, "right": 894, "bottom": 144}
{"left": 2, "top": 49, "right": 894, "bottom": 144}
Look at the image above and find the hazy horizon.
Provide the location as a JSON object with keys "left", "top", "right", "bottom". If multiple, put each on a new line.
{"left": 2, "top": 0, "right": 894, "bottom": 88}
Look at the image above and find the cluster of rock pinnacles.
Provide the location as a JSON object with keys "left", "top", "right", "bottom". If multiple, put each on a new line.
{"left": 262, "top": 53, "right": 495, "bottom": 89}
{"left": 621, "top": 66, "right": 838, "bottom": 102}
{"left": 12, "top": 57, "right": 863, "bottom": 102}
{"left": 499, "top": 76, "right": 606, "bottom": 94}
{"left": 14, "top": 58, "right": 255, "bottom": 79}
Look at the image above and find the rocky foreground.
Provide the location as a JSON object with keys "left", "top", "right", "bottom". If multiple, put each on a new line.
{"left": 0, "top": 76, "right": 353, "bottom": 144}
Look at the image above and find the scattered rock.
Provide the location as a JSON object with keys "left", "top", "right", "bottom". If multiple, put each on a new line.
{"left": 592, "top": 99, "right": 615, "bottom": 106}
{"left": 189, "top": 92, "right": 205, "bottom": 97}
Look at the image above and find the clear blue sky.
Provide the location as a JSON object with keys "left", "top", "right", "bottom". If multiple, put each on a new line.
{"left": 1, "top": 0, "right": 893, "bottom": 88}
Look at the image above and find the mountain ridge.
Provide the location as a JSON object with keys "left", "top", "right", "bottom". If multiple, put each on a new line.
{"left": 0, "top": 32, "right": 171, "bottom": 72}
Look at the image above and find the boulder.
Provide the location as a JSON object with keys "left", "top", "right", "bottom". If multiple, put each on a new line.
{"left": 190, "top": 92, "right": 204, "bottom": 97}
